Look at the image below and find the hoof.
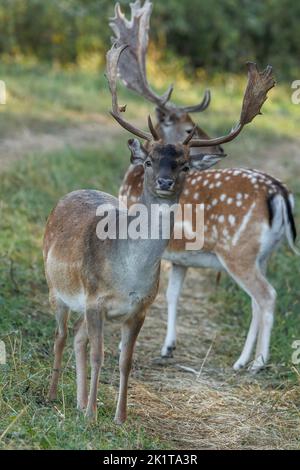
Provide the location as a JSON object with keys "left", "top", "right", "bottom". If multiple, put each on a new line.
{"left": 161, "top": 344, "right": 176, "bottom": 358}
{"left": 77, "top": 403, "right": 87, "bottom": 413}
{"left": 85, "top": 408, "right": 97, "bottom": 423}
{"left": 47, "top": 392, "right": 57, "bottom": 402}
{"left": 249, "top": 365, "right": 264, "bottom": 375}
{"left": 248, "top": 359, "right": 265, "bottom": 374}
{"left": 114, "top": 415, "right": 126, "bottom": 426}
{"left": 233, "top": 360, "right": 246, "bottom": 371}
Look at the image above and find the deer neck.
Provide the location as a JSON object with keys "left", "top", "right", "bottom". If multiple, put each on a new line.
{"left": 123, "top": 184, "right": 179, "bottom": 271}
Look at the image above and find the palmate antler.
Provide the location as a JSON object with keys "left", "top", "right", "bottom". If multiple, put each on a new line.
{"left": 107, "top": 44, "right": 275, "bottom": 148}
{"left": 187, "top": 62, "right": 275, "bottom": 147}
{"left": 109, "top": 0, "right": 210, "bottom": 113}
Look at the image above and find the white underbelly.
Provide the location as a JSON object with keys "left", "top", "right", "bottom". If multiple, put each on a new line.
{"left": 163, "top": 249, "right": 224, "bottom": 270}
{"left": 57, "top": 291, "right": 86, "bottom": 314}
{"left": 56, "top": 289, "right": 150, "bottom": 319}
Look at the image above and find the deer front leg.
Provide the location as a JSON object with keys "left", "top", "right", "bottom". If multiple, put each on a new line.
{"left": 114, "top": 312, "right": 146, "bottom": 425}
{"left": 74, "top": 317, "right": 88, "bottom": 410}
{"left": 161, "top": 264, "right": 187, "bottom": 358}
{"left": 85, "top": 306, "right": 104, "bottom": 421}
{"left": 48, "top": 300, "right": 69, "bottom": 401}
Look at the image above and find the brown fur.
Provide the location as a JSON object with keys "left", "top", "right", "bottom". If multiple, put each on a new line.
{"left": 120, "top": 166, "right": 279, "bottom": 252}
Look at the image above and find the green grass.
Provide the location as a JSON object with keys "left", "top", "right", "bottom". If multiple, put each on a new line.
{"left": 1, "top": 59, "right": 300, "bottom": 141}
{"left": 0, "top": 61, "right": 300, "bottom": 449}
{"left": 0, "top": 60, "right": 159, "bottom": 139}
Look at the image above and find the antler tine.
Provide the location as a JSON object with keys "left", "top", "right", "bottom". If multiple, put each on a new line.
{"left": 148, "top": 115, "right": 160, "bottom": 140}
{"left": 109, "top": 1, "right": 173, "bottom": 109}
{"left": 177, "top": 89, "right": 211, "bottom": 114}
{"left": 109, "top": 1, "right": 212, "bottom": 114}
{"left": 182, "top": 125, "right": 197, "bottom": 145}
{"left": 106, "top": 43, "right": 152, "bottom": 141}
{"left": 188, "top": 63, "right": 275, "bottom": 147}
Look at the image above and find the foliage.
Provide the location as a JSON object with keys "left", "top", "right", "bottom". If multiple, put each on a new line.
{"left": 0, "top": 0, "right": 300, "bottom": 78}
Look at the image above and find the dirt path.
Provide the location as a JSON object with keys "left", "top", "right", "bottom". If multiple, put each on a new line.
{"left": 0, "top": 118, "right": 120, "bottom": 173}
{"left": 1, "top": 117, "right": 300, "bottom": 179}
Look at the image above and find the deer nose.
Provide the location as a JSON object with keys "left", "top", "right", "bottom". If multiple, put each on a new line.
{"left": 157, "top": 178, "right": 174, "bottom": 191}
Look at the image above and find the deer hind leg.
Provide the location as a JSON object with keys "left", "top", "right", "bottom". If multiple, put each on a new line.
{"left": 74, "top": 317, "right": 88, "bottom": 411}
{"left": 161, "top": 264, "right": 187, "bottom": 358}
{"left": 218, "top": 255, "right": 276, "bottom": 373}
{"left": 252, "top": 270, "right": 277, "bottom": 373}
{"left": 48, "top": 299, "right": 69, "bottom": 400}
{"left": 85, "top": 306, "right": 104, "bottom": 421}
{"left": 115, "top": 312, "right": 146, "bottom": 425}
{"left": 233, "top": 298, "right": 260, "bottom": 371}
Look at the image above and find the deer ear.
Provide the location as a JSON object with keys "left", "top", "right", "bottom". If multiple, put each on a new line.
{"left": 128, "top": 139, "right": 148, "bottom": 165}
{"left": 155, "top": 107, "right": 167, "bottom": 122}
{"left": 190, "top": 153, "right": 226, "bottom": 170}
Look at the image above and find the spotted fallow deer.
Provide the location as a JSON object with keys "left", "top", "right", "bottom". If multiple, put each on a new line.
{"left": 111, "top": 1, "right": 298, "bottom": 373}
{"left": 44, "top": 42, "right": 244, "bottom": 424}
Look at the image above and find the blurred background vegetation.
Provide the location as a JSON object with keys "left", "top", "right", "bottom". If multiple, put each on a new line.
{"left": 0, "top": 0, "right": 299, "bottom": 79}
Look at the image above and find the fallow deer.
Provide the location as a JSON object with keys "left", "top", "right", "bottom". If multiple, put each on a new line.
{"left": 111, "top": 1, "right": 298, "bottom": 373}
{"left": 44, "top": 42, "right": 249, "bottom": 423}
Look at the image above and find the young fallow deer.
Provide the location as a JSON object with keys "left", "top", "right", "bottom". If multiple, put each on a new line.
{"left": 44, "top": 37, "right": 271, "bottom": 424}
{"left": 112, "top": 1, "right": 298, "bottom": 373}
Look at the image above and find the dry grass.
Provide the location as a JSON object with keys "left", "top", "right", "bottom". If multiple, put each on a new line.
{"left": 104, "top": 265, "right": 300, "bottom": 450}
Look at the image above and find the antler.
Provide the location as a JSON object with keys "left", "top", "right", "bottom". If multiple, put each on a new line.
{"left": 188, "top": 63, "right": 275, "bottom": 147}
{"left": 109, "top": 0, "right": 210, "bottom": 113}
{"left": 106, "top": 42, "right": 158, "bottom": 141}
{"left": 176, "top": 90, "right": 211, "bottom": 114}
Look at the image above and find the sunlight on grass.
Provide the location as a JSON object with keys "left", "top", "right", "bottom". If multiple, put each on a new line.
{"left": 1, "top": 60, "right": 300, "bottom": 140}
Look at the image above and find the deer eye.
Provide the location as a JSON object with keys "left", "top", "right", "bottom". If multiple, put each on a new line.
{"left": 145, "top": 160, "right": 152, "bottom": 167}
{"left": 182, "top": 165, "right": 190, "bottom": 173}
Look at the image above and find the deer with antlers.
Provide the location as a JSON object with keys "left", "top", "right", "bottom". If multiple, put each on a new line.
{"left": 44, "top": 35, "right": 273, "bottom": 424}
{"left": 111, "top": 0, "right": 298, "bottom": 373}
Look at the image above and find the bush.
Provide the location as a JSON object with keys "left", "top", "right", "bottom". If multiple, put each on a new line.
{"left": 0, "top": 0, "right": 299, "bottom": 79}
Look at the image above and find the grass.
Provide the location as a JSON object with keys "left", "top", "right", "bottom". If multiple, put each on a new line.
{"left": 1, "top": 58, "right": 300, "bottom": 140}
{"left": 0, "top": 60, "right": 300, "bottom": 449}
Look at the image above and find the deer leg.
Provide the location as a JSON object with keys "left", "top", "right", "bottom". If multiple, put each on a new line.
{"left": 218, "top": 254, "right": 275, "bottom": 372}
{"left": 251, "top": 281, "right": 276, "bottom": 373}
{"left": 74, "top": 317, "right": 88, "bottom": 411}
{"left": 161, "top": 264, "right": 187, "bottom": 358}
{"left": 114, "top": 312, "right": 146, "bottom": 425}
{"left": 48, "top": 300, "right": 69, "bottom": 400}
{"left": 85, "top": 307, "right": 104, "bottom": 421}
{"left": 233, "top": 299, "right": 260, "bottom": 370}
